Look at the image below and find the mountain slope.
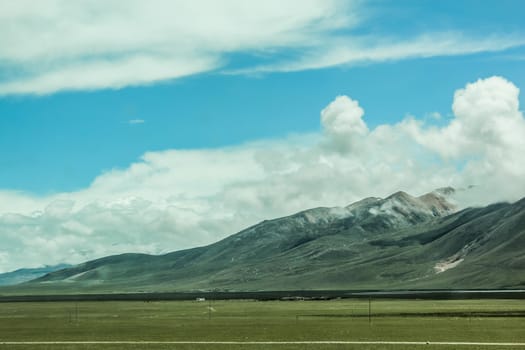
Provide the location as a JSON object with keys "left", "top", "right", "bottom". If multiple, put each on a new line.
{"left": 16, "top": 188, "right": 525, "bottom": 292}
{"left": 0, "top": 264, "right": 71, "bottom": 286}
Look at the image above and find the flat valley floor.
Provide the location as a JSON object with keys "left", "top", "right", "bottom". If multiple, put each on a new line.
{"left": 0, "top": 299, "right": 524, "bottom": 349}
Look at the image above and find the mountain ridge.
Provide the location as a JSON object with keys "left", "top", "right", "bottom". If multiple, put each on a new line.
{"left": 6, "top": 187, "right": 524, "bottom": 293}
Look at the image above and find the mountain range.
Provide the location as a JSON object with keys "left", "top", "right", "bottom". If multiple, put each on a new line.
{"left": 6, "top": 187, "right": 525, "bottom": 294}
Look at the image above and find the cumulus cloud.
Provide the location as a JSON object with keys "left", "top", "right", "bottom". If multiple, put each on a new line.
{"left": 321, "top": 95, "right": 368, "bottom": 152}
{"left": 1, "top": 76, "right": 525, "bottom": 272}
{"left": 405, "top": 76, "right": 524, "bottom": 158}
{"left": 1, "top": 1, "right": 524, "bottom": 95}
{"left": 402, "top": 76, "right": 525, "bottom": 205}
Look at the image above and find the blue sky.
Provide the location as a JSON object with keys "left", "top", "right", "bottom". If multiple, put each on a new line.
{"left": 2, "top": 52, "right": 525, "bottom": 194}
{"left": 1, "top": 0, "right": 525, "bottom": 271}
{"left": 1, "top": 0, "right": 524, "bottom": 194}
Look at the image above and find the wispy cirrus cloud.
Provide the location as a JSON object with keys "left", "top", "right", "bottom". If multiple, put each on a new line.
{"left": 0, "top": 0, "right": 353, "bottom": 95}
{"left": 226, "top": 33, "right": 525, "bottom": 74}
{"left": 1, "top": 1, "right": 524, "bottom": 95}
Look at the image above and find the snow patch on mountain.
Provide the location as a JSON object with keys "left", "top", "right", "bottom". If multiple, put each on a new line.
{"left": 300, "top": 207, "right": 354, "bottom": 224}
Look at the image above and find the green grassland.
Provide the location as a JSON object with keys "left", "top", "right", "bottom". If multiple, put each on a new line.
{"left": 0, "top": 299, "right": 524, "bottom": 349}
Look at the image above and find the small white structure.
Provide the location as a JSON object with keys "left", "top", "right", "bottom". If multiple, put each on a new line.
{"left": 196, "top": 297, "right": 206, "bottom": 302}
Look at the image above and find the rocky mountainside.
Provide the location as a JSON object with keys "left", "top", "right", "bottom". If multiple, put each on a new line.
{"left": 12, "top": 188, "right": 525, "bottom": 293}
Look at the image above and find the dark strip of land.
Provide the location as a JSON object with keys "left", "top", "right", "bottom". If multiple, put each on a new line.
{"left": 1, "top": 289, "right": 524, "bottom": 302}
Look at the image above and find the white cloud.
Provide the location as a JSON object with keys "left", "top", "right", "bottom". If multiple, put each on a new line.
{"left": 404, "top": 76, "right": 524, "bottom": 158}
{"left": 401, "top": 76, "right": 525, "bottom": 206}
{"left": 227, "top": 33, "right": 525, "bottom": 74}
{"left": 321, "top": 95, "right": 368, "bottom": 152}
{"left": 128, "top": 119, "right": 145, "bottom": 125}
{"left": 0, "top": 54, "right": 219, "bottom": 95}
{"left": 1, "top": 1, "right": 524, "bottom": 95}
{"left": 1, "top": 76, "right": 525, "bottom": 272}
{"left": 0, "top": 0, "right": 352, "bottom": 95}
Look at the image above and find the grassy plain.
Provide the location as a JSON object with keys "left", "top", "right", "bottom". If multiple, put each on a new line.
{"left": 0, "top": 299, "right": 524, "bottom": 349}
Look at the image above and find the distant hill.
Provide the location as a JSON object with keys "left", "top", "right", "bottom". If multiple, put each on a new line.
{"left": 0, "top": 264, "right": 71, "bottom": 286}
{"left": 9, "top": 188, "right": 525, "bottom": 294}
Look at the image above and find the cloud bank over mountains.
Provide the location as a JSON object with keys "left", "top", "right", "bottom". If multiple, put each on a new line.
{"left": 0, "top": 76, "right": 524, "bottom": 272}
{"left": 1, "top": 0, "right": 524, "bottom": 95}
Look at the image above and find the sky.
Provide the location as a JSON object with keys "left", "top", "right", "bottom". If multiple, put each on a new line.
{"left": 0, "top": 0, "right": 525, "bottom": 272}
